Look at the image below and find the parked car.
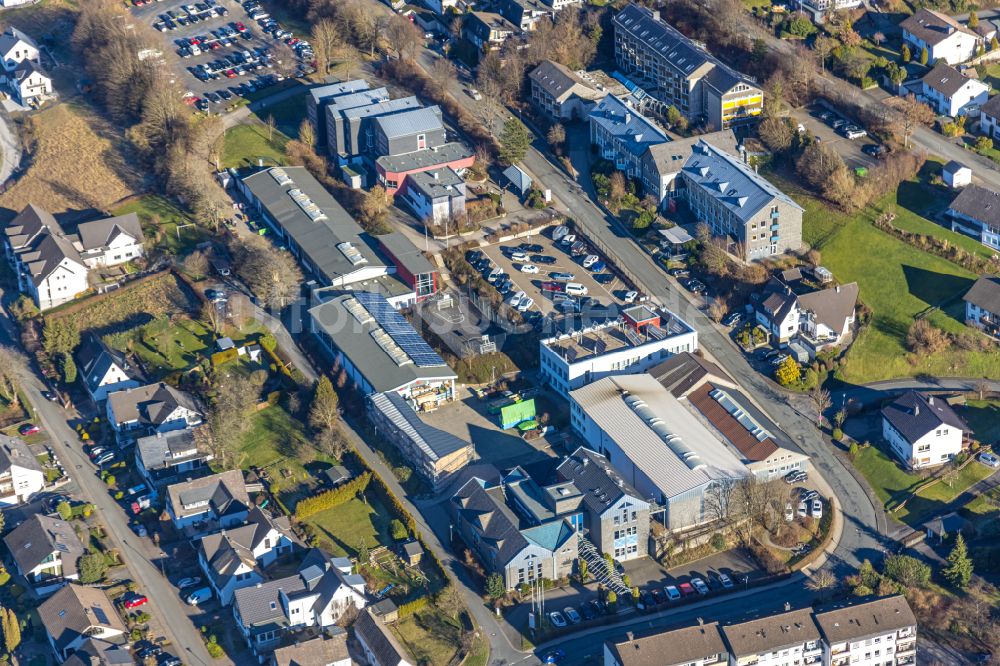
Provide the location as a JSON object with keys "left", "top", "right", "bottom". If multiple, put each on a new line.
{"left": 582, "top": 254, "right": 599, "bottom": 268}
{"left": 517, "top": 296, "right": 535, "bottom": 312}
{"left": 579, "top": 603, "right": 595, "bottom": 621}
{"left": 532, "top": 254, "right": 556, "bottom": 264}
{"left": 548, "top": 611, "right": 567, "bottom": 628}
{"left": 980, "top": 452, "right": 1000, "bottom": 468}
{"left": 784, "top": 503, "right": 794, "bottom": 522}
{"left": 549, "top": 272, "right": 574, "bottom": 282}
{"left": 93, "top": 451, "right": 116, "bottom": 466}
{"left": 678, "top": 582, "right": 696, "bottom": 597}
{"left": 590, "top": 261, "right": 606, "bottom": 273}
{"left": 185, "top": 587, "right": 213, "bottom": 605}
{"left": 543, "top": 649, "right": 566, "bottom": 664}
{"left": 691, "top": 578, "right": 710, "bottom": 595}
{"left": 623, "top": 290, "right": 638, "bottom": 303}
{"left": 136, "top": 644, "right": 162, "bottom": 660}
{"left": 862, "top": 143, "right": 887, "bottom": 158}
{"left": 564, "top": 606, "right": 581, "bottom": 624}
{"left": 797, "top": 501, "right": 808, "bottom": 518}
{"left": 651, "top": 588, "right": 666, "bottom": 605}
{"left": 177, "top": 577, "right": 202, "bottom": 589}
{"left": 132, "top": 522, "right": 148, "bottom": 537}
{"left": 122, "top": 594, "right": 149, "bottom": 609}
{"left": 664, "top": 585, "right": 680, "bottom": 601}
{"left": 159, "top": 656, "right": 181, "bottom": 666}
{"left": 465, "top": 87, "right": 483, "bottom": 101}
{"left": 669, "top": 267, "right": 690, "bottom": 278}
{"left": 519, "top": 243, "right": 543, "bottom": 253}
{"left": 88, "top": 447, "right": 108, "bottom": 460}
{"left": 722, "top": 312, "right": 744, "bottom": 327}
{"left": 800, "top": 489, "right": 819, "bottom": 502}
{"left": 18, "top": 423, "right": 40, "bottom": 436}
{"left": 520, "top": 264, "right": 539, "bottom": 274}
{"left": 41, "top": 389, "right": 58, "bottom": 402}
{"left": 811, "top": 499, "right": 823, "bottom": 519}
{"left": 844, "top": 126, "right": 867, "bottom": 140}
{"left": 510, "top": 251, "right": 529, "bottom": 262}
{"left": 507, "top": 291, "right": 524, "bottom": 309}
{"left": 715, "top": 573, "right": 734, "bottom": 589}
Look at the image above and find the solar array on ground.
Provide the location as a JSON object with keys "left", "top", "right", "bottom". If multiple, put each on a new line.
{"left": 354, "top": 292, "right": 445, "bottom": 367}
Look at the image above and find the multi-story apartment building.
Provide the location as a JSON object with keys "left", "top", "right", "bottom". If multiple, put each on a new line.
{"left": 680, "top": 140, "right": 803, "bottom": 261}
{"left": 613, "top": 4, "right": 763, "bottom": 129}
{"left": 605, "top": 622, "right": 727, "bottom": 666}
{"left": 722, "top": 607, "right": 823, "bottom": 666}
{"left": 814, "top": 596, "right": 917, "bottom": 666}
{"left": 588, "top": 95, "right": 668, "bottom": 180}
{"left": 540, "top": 305, "right": 697, "bottom": 395}
{"left": 529, "top": 60, "right": 605, "bottom": 121}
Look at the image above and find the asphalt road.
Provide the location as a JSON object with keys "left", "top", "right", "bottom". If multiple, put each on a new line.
{"left": 0, "top": 312, "right": 218, "bottom": 666}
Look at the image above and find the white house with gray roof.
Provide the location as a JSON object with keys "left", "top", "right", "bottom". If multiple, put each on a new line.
{"left": 0, "top": 434, "right": 44, "bottom": 506}
{"left": 355, "top": 607, "right": 414, "bottom": 666}
{"left": 680, "top": 140, "right": 802, "bottom": 261}
{"left": 613, "top": 5, "right": 763, "bottom": 129}
{"left": 308, "top": 291, "right": 456, "bottom": 407}
{"left": 232, "top": 549, "right": 366, "bottom": 658}
{"left": 74, "top": 213, "right": 145, "bottom": 269}
{"left": 4, "top": 514, "right": 84, "bottom": 595}
{"left": 964, "top": 275, "right": 1000, "bottom": 338}
{"left": 76, "top": 333, "right": 140, "bottom": 402}
{"left": 588, "top": 95, "right": 668, "bottom": 180}
{"left": 0, "top": 28, "right": 50, "bottom": 106}
{"left": 901, "top": 8, "right": 981, "bottom": 65}
{"left": 399, "top": 167, "right": 466, "bottom": 224}
{"left": 569, "top": 374, "right": 748, "bottom": 532}
{"left": 918, "top": 62, "right": 988, "bottom": 117}
{"left": 882, "top": 391, "right": 969, "bottom": 469}
{"left": 135, "top": 429, "right": 213, "bottom": 486}
{"left": 106, "top": 382, "right": 202, "bottom": 443}
{"left": 947, "top": 183, "right": 1000, "bottom": 251}
{"left": 166, "top": 469, "right": 250, "bottom": 530}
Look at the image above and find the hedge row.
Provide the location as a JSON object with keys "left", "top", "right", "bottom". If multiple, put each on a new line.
{"left": 295, "top": 471, "right": 372, "bottom": 519}
{"left": 397, "top": 596, "right": 430, "bottom": 618}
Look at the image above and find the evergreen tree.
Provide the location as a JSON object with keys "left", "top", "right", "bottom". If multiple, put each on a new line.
{"left": 1, "top": 607, "right": 19, "bottom": 654}
{"left": 970, "top": 10, "right": 979, "bottom": 28}
{"left": 943, "top": 533, "right": 973, "bottom": 589}
{"left": 485, "top": 573, "right": 506, "bottom": 600}
{"left": 901, "top": 44, "right": 911, "bottom": 62}
{"left": 497, "top": 118, "right": 531, "bottom": 167}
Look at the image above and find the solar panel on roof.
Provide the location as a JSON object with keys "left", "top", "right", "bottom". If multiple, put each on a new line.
{"left": 353, "top": 292, "right": 445, "bottom": 367}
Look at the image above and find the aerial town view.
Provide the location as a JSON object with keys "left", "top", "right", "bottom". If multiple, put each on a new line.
{"left": 0, "top": 0, "right": 998, "bottom": 663}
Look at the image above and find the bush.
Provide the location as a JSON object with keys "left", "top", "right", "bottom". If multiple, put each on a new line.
{"left": 78, "top": 552, "right": 108, "bottom": 584}
{"left": 390, "top": 519, "right": 408, "bottom": 541}
{"left": 710, "top": 533, "right": 726, "bottom": 551}
{"left": 0, "top": 572, "right": 10, "bottom": 586}
{"left": 56, "top": 501, "right": 72, "bottom": 521}
{"left": 397, "top": 596, "right": 430, "bottom": 618}
{"left": 294, "top": 472, "right": 372, "bottom": 519}
{"left": 832, "top": 428, "right": 844, "bottom": 441}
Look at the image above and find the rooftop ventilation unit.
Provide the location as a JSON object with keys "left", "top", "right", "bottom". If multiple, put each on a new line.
{"left": 371, "top": 328, "right": 412, "bottom": 367}
{"left": 270, "top": 168, "right": 292, "bottom": 186}
{"left": 343, "top": 297, "right": 374, "bottom": 326}
{"left": 337, "top": 242, "right": 368, "bottom": 266}
{"left": 288, "top": 189, "right": 327, "bottom": 221}
{"left": 624, "top": 392, "right": 706, "bottom": 470}
{"left": 710, "top": 388, "right": 772, "bottom": 441}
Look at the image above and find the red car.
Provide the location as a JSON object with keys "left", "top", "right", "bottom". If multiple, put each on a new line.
{"left": 122, "top": 594, "right": 148, "bottom": 609}
{"left": 235, "top": 21, "right": 246, "bottom": 31}
{"left": 678, "top": 582, "right": 696, "bottom": 598}
{"left": 224, "top": 69, "right": 237, "bottom": 78}
{"left": 18, "top": 423, "right": 40, "bottom": 436}
{"left": 182, "top": 95, "right": 197, "bottom": 106}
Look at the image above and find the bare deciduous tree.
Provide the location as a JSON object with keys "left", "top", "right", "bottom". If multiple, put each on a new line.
{"left": 429, "top": 57, "right": 456, "bottom": 94}
{"left": 806, "top": 569, "right": 838, "bottom": 601}
{"left": 231, "top": 235, "right": 303, "bottom": 310}
{"left": 311, "top": 18, "right": 342, "bottom": 77}
{"left": 197, "top": 370, "right": 265, "bottom": 469}
{"left": 811, "top": 387, "right": 832, "bottom": 426}
{"left": 386, "top": 14, "right": 422, "bottom": 61}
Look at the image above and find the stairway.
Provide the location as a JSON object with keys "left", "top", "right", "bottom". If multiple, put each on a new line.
{"left": 578, "top": 535, "right": 630, "bottom": 596}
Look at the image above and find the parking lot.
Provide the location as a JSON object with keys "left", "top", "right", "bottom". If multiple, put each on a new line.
{"left": 791, "top": 104, "right": 881, "bottom": 172}
{"left": 475, "top": 227, "right": 630, "bottom": 321}
{"left": 130, "top": 0, "right": 310, "bottom": 108}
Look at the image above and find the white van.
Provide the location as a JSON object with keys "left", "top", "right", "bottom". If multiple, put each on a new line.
{"left": 185, "top": 587, "right": 213, "bottom": 605}
{"left": 564, "top": 282, "right": 588, "bottom": 296}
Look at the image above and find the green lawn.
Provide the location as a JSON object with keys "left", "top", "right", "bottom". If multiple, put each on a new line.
{"left": 980, "top": 63, "right": 1000, "bottom": 91}
{"left": 959, "top": 400, "right": 1000, "bottom": 446}
{"left": 853, "top": 444, "right": 996, "bottom": 526}
{"left": 253, "top": 92, "right": 306, "bottom": 139}
{"left": 222, "top": 123, "right": 289, "bottom": 168}
{"left": 113, "top": 195, "right": 208, "bottom": 257}
{"left": 782, "top": 176, "right": 1000, "bottom": 383}
{"left": 130, "top": 317, "right": 211, "bottom": 376}
{"left": 392, "top": 606, "right": 464, "bottom": 666}
{"left": 302, "top": 496, "right": 393, "bottom": 558}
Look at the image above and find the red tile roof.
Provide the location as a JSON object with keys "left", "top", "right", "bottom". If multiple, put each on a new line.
{"left": 686, "top": 384, "right": 778, "bottom": 462}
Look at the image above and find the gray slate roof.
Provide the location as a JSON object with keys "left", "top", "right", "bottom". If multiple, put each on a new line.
{"left": 76, "top": 212, "right": 144, "bottom": 251}
{"left": 376, "top": 142, "right": 473, "bottom": 174}
{"left": 325, "top": 87, "right": 390, "bottom": 115}
{"left": 340, "top": 96, "right": 422, "bottom": 122}
{"left": 4, "top": 203, "right": 55, "bottom": 250}
{"left": 881, "top": 390, "right": 968, "bottom": 443}
{"left": 107, "top": 382, "right": 200, "bottom": 428}
{"left": 589, "top": 95, "right": 668, "bottom": 159}
{"left": 377, "top": 231, "right": 436, "bottom": 277}
{"left": 308, "top": 80, "right": 369, "bottom": 105}
{"left": 606, "top": 622, "right": 727, "bottom": 666}
{"left": 556, "top": 447, "right": 643, "bottom": 516}
{"left": 452, "top": 477, "right": 529, "bottom": 566}
{"left": 814, "top": 595, "right": 916, "bottom": 644}
{"left": 374, "top": 106, "right": 443, "bottom": 141}
{"left": 797, "top": 282, "right": 859, "bottom": 334}
{"left": 722, "top": 607, "right": 820, "bottom": 657}
{"left": 167, "top": 469, "right": 249, "bottom": 521}
{"left": 502, "top": 165, "right": 532, "bottom": 193}
{"left": 901, "top": 8, "right": 977, "bottom": 47}
{"left": 17, "top": 230, "right": 85, "bottom": 286}
{"left": 272, "top": 631, "right": 350, "bottom": 666}
{"left": 406, "top": 168, "right": 465, "bottom": 201}
{"left": 12, "top": 58, "right": 46, "bottom": 83}
{"left": 649, "top": 351, "right": 734, "bottom": 397}
{"left": 4, "top": 514, "right": 84, "bottom": 579}
{"left": 354, "top": 608, "right": 412, "bottom": 666}
{"left": 528, "top": 60, "right": 600, "bottom": 103}
{"left": 948, "top": 183, "right": 1000, "bottom": 227}
{"left": 644, "top": 130, "right": 739, "bottom": 179}
{"left": 981, "top": 93, "right": 1000, "bottom": 119}
{"left": 38, "top": 585, "right": 126, "bottom": 655}
{"left": 76, "top": 334, "right": 135, "bottom": 395}
{"left": 369, "top": 391, "right": 471, "bottom": 461}
{"left": 0, "top": 27, "right": 36, "bottom": 55}
{"left": 683, "top": 140, "right": 802, "bottom": 223}
{"left": 308, "top": 292, "right": 456, "bottom": 394}
{"left": 0, "top": 434, "right": 42, "bottom": 474}
{"left": 921, "top": 62, "right": 979, "bottom": 98}
{"left": 964, "top": 275, "right": 1000, "bottom": 314}
{"left": 62, "top": 638, "right": 133, "bottom": 666}
{"left": 198, "top": 508, "right": 291, "bottom": 590}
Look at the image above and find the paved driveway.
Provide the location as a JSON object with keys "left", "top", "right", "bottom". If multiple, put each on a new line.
{"left": 790, "top": 104, "right": 880, "bottom": 172}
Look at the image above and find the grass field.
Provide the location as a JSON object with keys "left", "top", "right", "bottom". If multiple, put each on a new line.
{"left": 253, "top": 93, "right": 306, "bottom": 139}
{"left": 130, "top": 317, "right": 211, "bottom": 375}
{"left": 392, "top": 607, "right": 464, "bottom": 666}
{"left": 960, "top": 400, "right": 1000, "bottom": 446}
{"left": 853, "top": 444, "right": 996, "bottom": 526}
{"left": 781, "top": 175, "right": 1000, "bottom": 384}
{"left": 222, "top": 123, "right": 289, "bottom": 168}
{"left": 0, "top": 104, "right": 137, "bottom": 216}
{"left": 303, "top": 496, "right": 393, "bottom": 558}
{"left": 113, "top": 195, "right": 208, "bottom": 257}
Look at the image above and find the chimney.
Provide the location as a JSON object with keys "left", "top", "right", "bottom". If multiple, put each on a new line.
{"left": 432, "top": 172, "right": 439, "bottom": 180}
{"left": 914, "top": 403, "right": 920, "bottom": 416}
{"left": 929, "top": 396, "right": 934, "bottom": 405}
{"left": 697, "top": 617, "right": 705, "bottom": 626}
{"left": 626, "top": 631, "right": 634, "bottom": 642}
{"left": 583, "top": 458, "right": 589, "bottom": 467}
{"left": 624, "top": 112, "right": 631, "bottom": 124}
{"left": 784, "top": 601, "right": 792, "bottom": 611}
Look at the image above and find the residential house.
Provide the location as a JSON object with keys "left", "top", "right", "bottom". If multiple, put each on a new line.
{"left": 166, "top": 469, "right": 251, "bottom": 530}
{"left": 76, "top": 334, "right": 140, "bottom": 402}
{"left": 495, "top": 0, "right": 553, "bottom": 32}
{"left": 135, "top": 429, "right": 213, "bottom": 486}
{"left": 539, "top": 305, "right": 698, "bottom": 396}
{"left": 74, "top": 213, "right": 145, "bottom": 269}
{"left": 463, "top": 12, "right": 518, "bottom": 51}
{"left": 978, "top": 94, "right": 1000, "bottom": 140}
{"left": 555, "top": 447, "right": 651, "bottom": 561}
{"left": 367, "top": 391, "right": 475, "bottom": 490}
{"left": 588, "top": 95, "right": 668, "bottom": 180}
{"left": 38, "top": 585, "right": 127, "bottom": 661}
{"left": 0, "top": 435, "right": 45, "bottom": 505}
{"left": 947, "top": 183, "right": 1000, "bottom": 251}
{"left": 721, "top": 607, "right": 823, "bottom": 666}
{"left": 680, "top": 140, "right": 803, "bottom": 261}
{"left": 61, "top": 638, "right": 133, "bottom": 666}
{"left": 613, "top": 5, "right": 763, "bottom": 129}
{"left": 197, "top": 507, "right": 298, "bottom": 605}
{"left": 397, "top": 167, "right": 466, "bottom": 224}
{"left": 604, "top": 622, "right": 727, "bottom": 666}
{"left": 308, "top": 291, "right": 456, "bottom": 406}
{"left": 271, "top": 629, "right": 352, "bottom": 666}
{"left": 650, "top": 352, "right": 810, "bottom": 480}
{"left": 796, "top": 0, "right": 863, "bottom": 21}
{"left": 354, "top": 607, "right": 414, "bottom": 666}
{"left": 754, "top": 278, "right": 859, "bottom": 354}
{"left": 882, "top": 391, "right": 969, "bottom": 469}
{"left": 451, "top": 472, "right": 579, "bottom": 590}
{"left": 0, "top": 27, "right": 39, "bottom": 71}
{"left": 901, "top": 9, "right": 981, "bottom": 65}
{"left": 963, "top": 274, "right": 1000, "bottom": 338}
{"left": 640, "top": 130, "right": 740, "bottom": 209}
{"left": 232, "top": 550, "right": 367, "bottom": 658}
{"left": 529, "top": 60, "right": 605, "bottom": 121}
{"left": 106, "top": 382, "right": 202, "bottom": 443}
{"left": 814, "top": 595, "right": 917, "bottom": 666}
{"left": 943, "top": 160, "right": 972, "bottom": 188}
{"left": 421, "top": 0, "right": 459, "bottom": 14}
{"left": 8, "top": 59, "right": 51, "bottom": 105}
{"left": 4, "top": 514, "right": 84, "bottom": 595}
{"left": 918, "top": 62, "right": 988, "bottom": 117}
{"left": 569, "top": 374, "right": 749, "bottom": 532}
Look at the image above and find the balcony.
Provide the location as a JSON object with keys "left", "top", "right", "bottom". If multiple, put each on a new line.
{"left": 897, "top": 628, "right": 914, "bottom": 639}
{"left": 897, "top": 641, "right": 915, "bottom": 654}
{"left": 770, "top": 223, "right": 780, "bottom": 231}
